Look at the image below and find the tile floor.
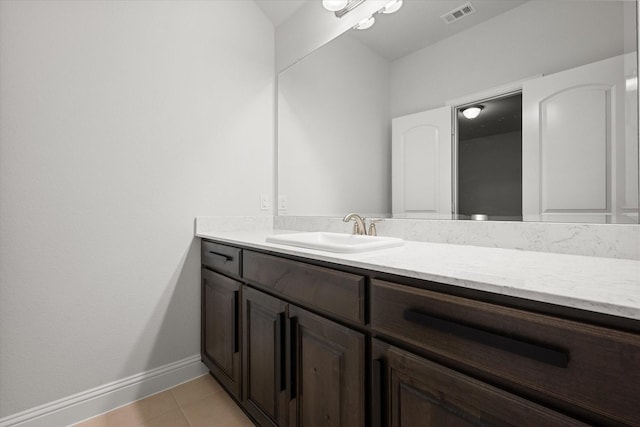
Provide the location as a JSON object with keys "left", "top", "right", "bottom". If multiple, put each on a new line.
{"left": 74, "top": 374, "right": 254, "bottom": 427}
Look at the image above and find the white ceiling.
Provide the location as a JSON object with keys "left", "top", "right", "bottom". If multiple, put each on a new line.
{"left": 256, "top": 0, "right": 529, "bottom": 60}
{"left": 349, "top": 0, "right": 528, "bottom": 61}
{"left": 254, "top": 0, "right": 310, "bottom": 27}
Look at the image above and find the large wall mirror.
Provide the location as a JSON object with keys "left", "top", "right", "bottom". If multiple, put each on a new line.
{"left": 278, "top": 0, "right": 639, "bottom": 224}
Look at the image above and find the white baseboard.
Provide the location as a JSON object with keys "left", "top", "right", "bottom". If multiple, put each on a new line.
{"left": 0, "top": 355, "right": 208, "bottom": 427}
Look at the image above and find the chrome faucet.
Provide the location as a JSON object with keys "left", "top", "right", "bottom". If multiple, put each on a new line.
{"left": 343, "top": 213, "right": 368, "bottom": 235}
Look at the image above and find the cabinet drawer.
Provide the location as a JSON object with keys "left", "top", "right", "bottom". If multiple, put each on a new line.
{"left": 202, "top": 240, "right": 241, "bottom": 278}
{"left": 243, "top": 251, "right": 365, "bottom": 325}
{"left": 371, "top": 279, "right": 640, "bottom": 425}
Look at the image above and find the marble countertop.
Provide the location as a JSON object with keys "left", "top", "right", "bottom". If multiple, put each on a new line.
{"left": 196, "top": 228, "right": 640, "bottom": 321}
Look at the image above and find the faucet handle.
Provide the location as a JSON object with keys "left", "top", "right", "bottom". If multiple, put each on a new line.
{"left": 367, "top": 218, "right": 384, "bottom": 236}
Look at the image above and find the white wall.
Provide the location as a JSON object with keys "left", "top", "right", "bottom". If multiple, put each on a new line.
{"left": 0, "top": 0, "right": 273, "bottom": 419}
{"left": 278, "top": 34, "right": 390, "bottom": 216}
{"left": 391, "top": 0, "right": 631, "bottom": 117}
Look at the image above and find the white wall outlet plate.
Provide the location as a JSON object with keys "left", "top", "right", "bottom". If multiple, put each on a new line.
{"left": 260, "top": 194, "right": 270, "bottom": 210}
{"left": 278, "top": 195, "right": 287, "bottom": 210}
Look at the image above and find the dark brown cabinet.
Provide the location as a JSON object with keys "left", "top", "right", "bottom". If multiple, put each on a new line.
{"left": 242, "top": 285, "right": 366, "bottom": 427}
{"left": 289, "top": 305, "right": 365, "bottom": 427}
{"left": 375, "top": 341, "right": 587, "bottom": 427}
{"left": 241, "top": 247, "right": 367, "bottom": 425}
{"left": 201, "top": 239, "right": 640, "bottom": 427}
{"left": 370, "top": 279, "right": 640, "bottom": 426}
{"left": 201, "top": 267, "right": 242, "bottom": 398}
{"left": 243, "top": 286, "right": 288, "bottom": 427}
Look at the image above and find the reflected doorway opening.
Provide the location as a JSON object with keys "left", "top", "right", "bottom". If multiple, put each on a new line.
{"left": 454, "top": 92, "right": 523, "bottom": 221}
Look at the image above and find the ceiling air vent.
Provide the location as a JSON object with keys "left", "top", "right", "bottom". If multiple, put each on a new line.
{"left": 440, "top": 2, "right": 476, "bottom": 24}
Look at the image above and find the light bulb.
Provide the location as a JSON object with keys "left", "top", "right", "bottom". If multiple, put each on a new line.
{"left": 354, "top": 15, "right": 375, "bottom": 30}
{"left": 381, "top": 0, "right": 403, "bottom": 14}
{"left": 322, "top": 0, "right": 349, "bottom": 12}
{"left": 462, "top": 106, "right": 483, "bottom": 119}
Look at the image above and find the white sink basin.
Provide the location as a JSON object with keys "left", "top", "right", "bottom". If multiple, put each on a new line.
{"left": 266, "top": 232, "right": 404, "bottom": 253}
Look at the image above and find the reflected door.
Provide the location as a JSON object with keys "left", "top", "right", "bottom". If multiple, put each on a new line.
{"left": 522, "top": 53, "right": 638, "bottom": 223}
{"left": 392, "top": 106, "right": 452, "bottom": 218}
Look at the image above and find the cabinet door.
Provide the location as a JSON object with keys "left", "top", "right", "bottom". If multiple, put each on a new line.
{"left": 243, "top": 286, "right": 288, "bottom": 427}
{"left": 202, "top": 268, "right": 241, "bottom": 398}
{"left": 384, "top": 344, "right": 587, "bottom": 427}
{"left": 392, "top": 106, "right": 452, "bottom": 219}
{"left": 289, "top": 306, "right": 365, "bottom": 427}
{"left": 522, "top": 53, "right": 638, "bottom": 223}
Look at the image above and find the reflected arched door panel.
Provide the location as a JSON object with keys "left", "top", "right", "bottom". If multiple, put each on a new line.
{"left": 392, "top": 106, "right": 452, "bottom": 219}
{"left": 522, "top": 53, "right": 638, "bottom": 223}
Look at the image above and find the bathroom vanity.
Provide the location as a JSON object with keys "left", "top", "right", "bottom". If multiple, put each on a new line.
{"left": 198, "top": 231, "right": 640, "bottom": 427}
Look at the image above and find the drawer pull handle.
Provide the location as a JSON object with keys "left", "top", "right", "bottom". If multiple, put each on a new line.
{"left": 403, "top": 310, "right": 569, "bottom": 368}
{"left": 208, "top": 252, "right": 232, "bottom": 264}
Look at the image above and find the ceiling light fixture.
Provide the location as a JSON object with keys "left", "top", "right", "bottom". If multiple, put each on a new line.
{"left": 381, "top": 0, "right": 403, "bottom": 14}
{"left": 354, "top": 15, "right": 375, "bottom": 30}
{"left": 322, "top": 0, "right": 349, "bottom": 12}
{"left": 462, "top": 105, "right": 484, "bottom": 119}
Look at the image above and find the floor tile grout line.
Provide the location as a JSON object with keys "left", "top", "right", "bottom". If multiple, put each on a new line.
{"left": 170, "top": 387, "right": 194, "bottom": 427}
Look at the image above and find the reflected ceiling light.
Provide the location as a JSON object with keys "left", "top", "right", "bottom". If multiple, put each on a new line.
{"left": 325, "top": 0, "right": 366, "bottom": 18}
{"left": 626, "top": 76, "right": 638, "bottom": 91}
{"left": 462, "top": 105, "right": 484, "bottom": 119}
{"left": 381, "top": 0, "right": 403, "bottom": 14}
{"left": 354, "top": 15, "right": 375, "bottom": 30}
{"left": 322, "top": 0, "right": 349, "bottom": 12}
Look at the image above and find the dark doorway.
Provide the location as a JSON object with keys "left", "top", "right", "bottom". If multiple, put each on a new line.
{"left": 456, "top": 92, "right": 522, "bottom": 221}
